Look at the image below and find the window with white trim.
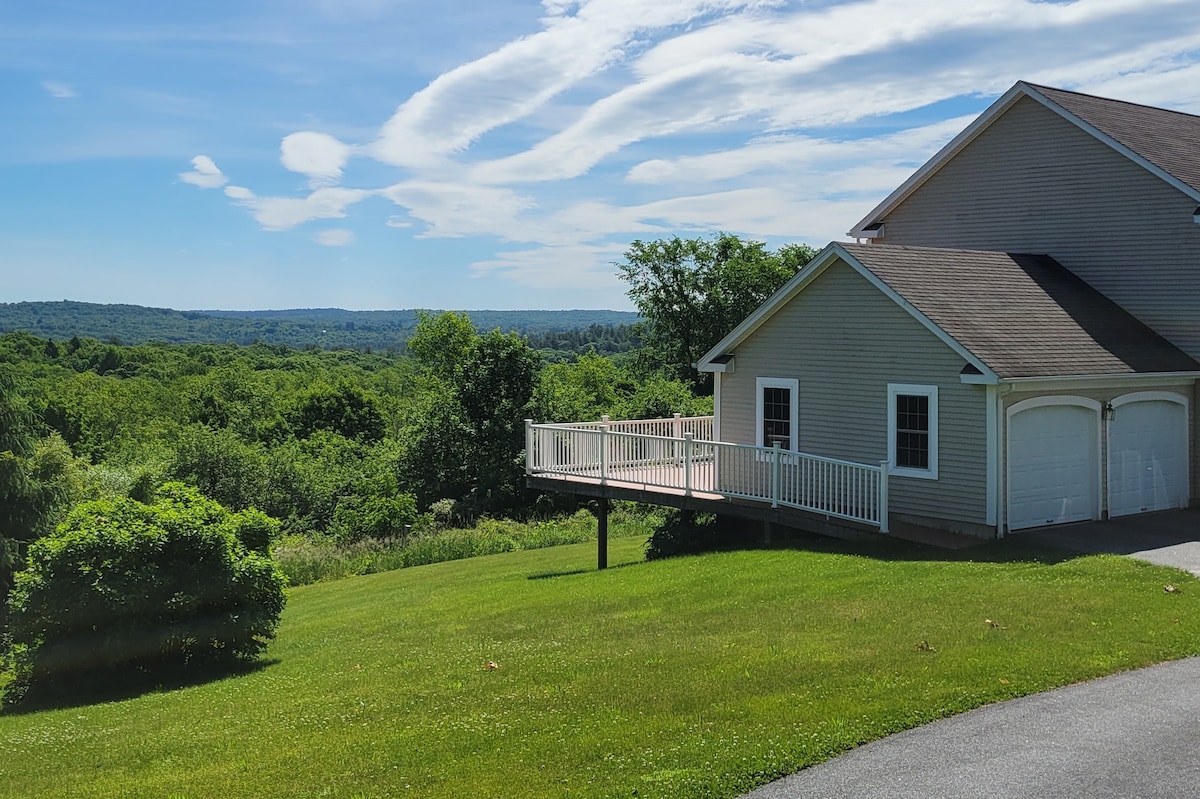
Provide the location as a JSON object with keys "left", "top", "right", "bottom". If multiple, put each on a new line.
{"left": 756, "top": 377, "right": 799, "bottom": 450}
{"left": 888, "top": 384, "right": 938, "bottom": 479}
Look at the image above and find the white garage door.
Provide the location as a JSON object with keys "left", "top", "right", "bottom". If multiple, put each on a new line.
{"left": 1107, "top": 397, "right": 1188, "bottom": 517}
{"left": 1008, "top": 403, "right": 1099, "bottom": 531}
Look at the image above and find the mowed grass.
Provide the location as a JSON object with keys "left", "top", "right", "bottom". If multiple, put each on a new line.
{"left": 3, "top": 536, "right": 1200, "bottom": 799}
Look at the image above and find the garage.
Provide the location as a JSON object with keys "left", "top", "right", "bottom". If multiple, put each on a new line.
{"left": 1107, "top": 393, "right": 1189, "bottom": 517}
{"left": 1007, "top": 399, "right": 1101, "bottom": 531}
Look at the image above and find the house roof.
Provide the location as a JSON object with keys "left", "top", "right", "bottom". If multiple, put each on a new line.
{"left": 697, "top": 242, "right": 1200, "bottom": 380}
{"left": 841, "top": 243, "right": 1200, "bottom": 379}
{"left": 848, "top": 81, "right": 1200, "bottom": 237}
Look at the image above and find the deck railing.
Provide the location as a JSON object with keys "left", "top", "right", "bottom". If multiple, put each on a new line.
{"left": 525, "top": 417, "right": 888, "bottom": 531}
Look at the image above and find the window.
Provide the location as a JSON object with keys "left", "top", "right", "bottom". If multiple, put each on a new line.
{"left": 888, "top": 384, "right": 938, "bottom": 479}
{"left": 756, "top": 377, "right": 799, "bottom": 450}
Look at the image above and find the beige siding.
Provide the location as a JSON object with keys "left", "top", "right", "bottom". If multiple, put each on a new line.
{"left": 719, "top": 259, "right": 990, "bottom": 527}
{"left": 877, "top": 96, "right": 1200, "bottom": 358}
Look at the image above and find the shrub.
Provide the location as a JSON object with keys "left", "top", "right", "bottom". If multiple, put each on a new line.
{"left": 644, "top": 510, "right": 735, "bottom": 560}
{"left": 6, "top": 483, "right": 287, "bottom": 694}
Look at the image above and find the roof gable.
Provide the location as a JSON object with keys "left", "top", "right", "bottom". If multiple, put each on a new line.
{"left": 697, "top": 242, "right": 997, "bottom": 379}
{"left": 849, "top": 82, "right": 1200, "bottom": 237}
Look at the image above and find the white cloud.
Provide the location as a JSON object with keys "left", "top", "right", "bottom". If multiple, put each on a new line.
{"left": 179, "top": 155, "right": 228, "bottom": 189}
{"left": 41, "top": 80, "right": 77, "bottom": 99}
{"left": 369, "top": 0, "right": 756, "bottom": 168}
{"left": 379, "top": 180, "right": 538, "bottom": 239}
{"left": 281, "top": 131, "right": 352, "bottom": 186}
{"left": 224, "top": 185, "right": 373, "bottom": 230}
{"left": 469, "top": 242, "right": 629, "bottom": 288}
{"left": 315, "top": 228, "right": 355, "bottom": 246}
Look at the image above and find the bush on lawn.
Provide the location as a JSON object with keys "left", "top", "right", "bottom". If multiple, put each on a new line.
{"left": 644, "top": 510, "right": 738, "bottom": 560}
{"left": 5, "top": 483, "right": 287, "bottom": 696}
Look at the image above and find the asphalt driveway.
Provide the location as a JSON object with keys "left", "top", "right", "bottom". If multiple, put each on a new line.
{"left": 1019, "top": 508, "right": 1200, "bottom": 576}
{"left": 740, "top": 656, "right": 1200, "bottom": 799}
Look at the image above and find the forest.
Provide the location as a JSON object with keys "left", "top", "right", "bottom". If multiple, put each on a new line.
{"left": 0, "top": 301, "right": 639, "bottom": 356}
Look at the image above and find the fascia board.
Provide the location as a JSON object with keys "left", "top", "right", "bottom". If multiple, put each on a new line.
{"left": 847, "top": 83, "right": 1029, "bottom": 237}
{"left": 696, "top": 243, "right": 843, "bottom": 368}
{"left": 1001, "top": 371, "right": 1200, "bottom": 391}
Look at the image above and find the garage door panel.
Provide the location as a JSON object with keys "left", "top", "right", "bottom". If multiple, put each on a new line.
{"left": 1108, "top": 399, "right": 1187, "bottom": 517}
{"left": 1008, "top": 404, "right": 1099, "bottom": 531}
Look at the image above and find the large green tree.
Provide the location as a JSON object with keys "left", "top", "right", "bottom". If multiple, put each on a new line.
{"left": 616, "top": 234, "right": 817, "bottom": 393}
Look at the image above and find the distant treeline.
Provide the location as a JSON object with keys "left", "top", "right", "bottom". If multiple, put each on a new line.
{"left": 0, "top": 301, "right": 640, "bottom": 354}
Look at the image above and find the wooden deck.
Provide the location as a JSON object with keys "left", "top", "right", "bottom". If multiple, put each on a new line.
{"left": 525, "top": 416, "right": 891, "bottom": 538}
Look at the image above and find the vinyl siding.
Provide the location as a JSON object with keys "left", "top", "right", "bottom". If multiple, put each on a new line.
{"left": 719, "top": 259, "right": 990, "bottom": 527}
{"left": 877, "top": 96, "right": 1200, "bottom": 359}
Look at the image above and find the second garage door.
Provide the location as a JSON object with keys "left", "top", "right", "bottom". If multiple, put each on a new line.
{"left": 1107, "top": 395, "right": 1188, "bottom": 517}
{"left": 1008, "top": 401, "right": 1100, "bottom": 531}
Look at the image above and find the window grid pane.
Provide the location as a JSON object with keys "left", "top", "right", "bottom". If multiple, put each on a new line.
{"left": 895, "top": 394, "right": 929, "bottom": 469}
{"left": 763, "top": 387, "right": 791, "bottom": 447}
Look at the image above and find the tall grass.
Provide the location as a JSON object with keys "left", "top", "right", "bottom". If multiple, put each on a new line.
{"left": 273, "top": 506, "right": 659, "bottom": 585}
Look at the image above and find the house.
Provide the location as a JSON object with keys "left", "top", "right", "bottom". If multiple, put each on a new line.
{"left": 696, "top": 82, "right": 1200, "bottom": 537}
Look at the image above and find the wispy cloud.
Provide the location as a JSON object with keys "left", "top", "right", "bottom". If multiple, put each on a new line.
{"left": 179, "top": 155, "right": 228, "bottom": 188}
{"left": 41, "top": 80, "right": 77, "bottom": 99}
{"left": 314, "top": 228, "right": 355, "bottom": 246}
{"left": 224, "top": 184, "right": 372, "bottom": 230}
{"left": 182, "top": 0, "right": 1200, "bottom": 287}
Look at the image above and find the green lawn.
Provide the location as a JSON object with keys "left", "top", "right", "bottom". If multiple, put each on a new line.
{"left": 3, "top": 536, "right": 1199, "bottom": 799}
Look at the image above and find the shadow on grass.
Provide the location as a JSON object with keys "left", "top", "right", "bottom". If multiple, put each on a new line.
{"left": 527, "top": 561, "right": 642, "bottom": 580}
{"left": 2, "top": 657, "right": 280, "bottom": 716}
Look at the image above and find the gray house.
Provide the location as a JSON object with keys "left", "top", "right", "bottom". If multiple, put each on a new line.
{"left": 697, "top": 82, "right": 1200, "bottom": 537}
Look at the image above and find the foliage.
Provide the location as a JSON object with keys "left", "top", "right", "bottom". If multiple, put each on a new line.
{"left": 406, "top": 310, "right": 477, "bottom": 380}
{"left": 274, "top": 506, "right": 658, "bottom": 585}
{"left": 2, "top": 538, "right": 1199, "bottom": 797}
{"left": 617, "top": 233, "right": 817, "bottom": 392}
{"left": 5, "top": 484, "right": 286, "bottom": 698}
{"left": 0, "top": 301, "right": 637, "bottom": 353}
{"left": 1, "top": 368, "right": 88, "bottom": 630}
{"left": 643, "top": 509, "right": 739, "bottom": 559}
{"left": 288, "top": 380, "right": 385, "bottom": 443}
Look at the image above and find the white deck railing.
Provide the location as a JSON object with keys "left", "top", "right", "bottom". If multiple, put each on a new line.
{"left": 525, "top": 417, "right": 888, "bottom": 532}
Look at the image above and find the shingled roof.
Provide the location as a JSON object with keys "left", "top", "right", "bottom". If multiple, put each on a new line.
{"left": 1028, "top": 83, "right": 1200, "bottom": 195}
{"left": 841, "top": 243, "right": 1200, "bottom": 379}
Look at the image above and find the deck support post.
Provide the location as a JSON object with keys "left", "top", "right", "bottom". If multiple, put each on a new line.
{"left": 597, "top": 498, "right": 609, "bottom": 570}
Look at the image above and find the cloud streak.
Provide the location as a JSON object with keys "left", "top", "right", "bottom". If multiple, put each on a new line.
{"left": 182, "top": 0, "right": 1200, "bottom": 294}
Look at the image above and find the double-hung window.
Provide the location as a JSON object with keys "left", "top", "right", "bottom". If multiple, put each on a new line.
{"left": 756, "top": 377, "right": 799, "bottom": 451}
{"left": 887, "top": 384, "right": 938, "bottom": 479}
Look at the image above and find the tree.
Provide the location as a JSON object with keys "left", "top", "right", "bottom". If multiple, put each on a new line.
{"left": 288, "top": 380, "right": 385, "bottom": 443}
{"left": 455, "top": 330, "right": 539, "bottom": 515}
{"left": 616, "top": 234, "right": 817, "bottom": 393}
{"left": 6, "top": 484, "right": 287, "bottom": 697}
{"left": 1, "top": 369, "right": 85, "bottom": 629}
{"left": 406, "top": 310, "right": 476, "bottom": 381}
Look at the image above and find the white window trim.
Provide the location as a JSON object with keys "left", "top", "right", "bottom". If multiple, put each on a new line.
{"left": 756, "top": 377, "right": 799, "bottom": 451}
{"left": 888, "top": 383, "right": 938, "bottom": 480}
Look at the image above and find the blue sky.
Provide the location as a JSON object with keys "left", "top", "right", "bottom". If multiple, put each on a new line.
{"left": 3, "top": 0, "right": 1199, "bottom": 311}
